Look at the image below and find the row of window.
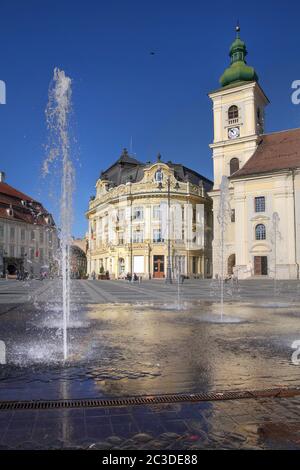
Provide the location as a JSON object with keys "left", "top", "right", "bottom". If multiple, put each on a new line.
{"left": 116, "top": 229, "right": 163, "bottom": 244}
{"left": 96, "top": 205, "right": 200, "bottom": 227}
{"left": 92, "top": 229, "right": 199, "bottom": 246}
{"left": 118, "top": 229, "right": 198, "bottom": 244}
{"left": 231, "top": 197, "right": 266, "bottom": 222}
{"left": 0, "top": 244, "right": 53, "bottom": 260}
{"left": 0, "top": 225, "right": 54, "bottom": 244}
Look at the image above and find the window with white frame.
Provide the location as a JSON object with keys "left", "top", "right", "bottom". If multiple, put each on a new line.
{"left": 133, "top": 207, "right": 143, "bottom": 221}
{"left": 133, "top": 230, "right": 144, "bottom": 243}
{"left": 255, "top": 196, "right": 265, "bottom": 213}
{"left": 255, "top": 224, "right": 266, "bottom": 240}
{"left": 117, "top": 209, "right": 125, "bottom": 222}
{"left": 10, "top": 227, "right": 15, "bottom": 241}
{"left": 153, "top": 205, "right": 161, "bottom": 220}
{"left": 118, "top": 232, "right": 124, "bottom": 245}
{"left": 153, "top": 229, "right": 163, "bottom": 243}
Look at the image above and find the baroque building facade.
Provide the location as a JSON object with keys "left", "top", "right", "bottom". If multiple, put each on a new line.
{"left": 0, "top": 172, "right": 58, "bottom": 277}
{"left": 209, "top": 26, "right": 300, "bottom": 279}
{"left": 86, "top": 151, "right": 213, "bottom": 279}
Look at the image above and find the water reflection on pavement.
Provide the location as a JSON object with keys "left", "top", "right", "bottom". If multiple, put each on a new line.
{"left": 0, "top": 301, "right": 300, "bottom": 401}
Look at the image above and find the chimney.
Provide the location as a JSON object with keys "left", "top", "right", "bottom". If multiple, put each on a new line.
{"left": 0, "top": 172, "right": 6, "bottom": 183}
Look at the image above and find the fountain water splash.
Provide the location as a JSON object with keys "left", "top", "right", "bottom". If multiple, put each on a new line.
{"left": 217, "top": 176, "right": 231, "bottom": 321}
{"left": 271, "top": 211, "right": 281, "bottom": 296}
{"left": 44, "top": 68, "right": 74, "bottom": 361}
{"left": 175, "top": 260, "right": 181, "bottom": 311}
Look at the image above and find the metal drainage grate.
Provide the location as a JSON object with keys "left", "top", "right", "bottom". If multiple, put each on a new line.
{"left": 0, "top": 387, "right": 299, "bottom": 412}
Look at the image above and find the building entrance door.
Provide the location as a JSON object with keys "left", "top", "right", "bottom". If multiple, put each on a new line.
{"left": 153, "top": 255, "right": 165, "bottom": 278}
{"left": 254, "top": 256, "right": 268, "bottom": 275}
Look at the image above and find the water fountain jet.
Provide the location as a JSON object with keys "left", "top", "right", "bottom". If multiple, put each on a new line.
{"left": 217, "top": 176, "right": 231, "bottom": 321}
{"left": 44, "top": 68, "right": 74, "bottom": 361}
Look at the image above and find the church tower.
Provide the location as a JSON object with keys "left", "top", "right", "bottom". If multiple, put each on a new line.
{"left": 209, "top": 25, "right": 269, "bottom": 189}
{"left": 209, "top": 25, "right": 269, "bottom": 279}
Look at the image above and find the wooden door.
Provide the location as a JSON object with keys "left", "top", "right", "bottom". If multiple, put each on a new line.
{"left": 261, "top": 256, "right": 268, "bottom": 275}
{"left": 254, "top": 256, "right": 261, "bottom": 275}
{"left": 254, "top": 256, "right": 268, "bottom": 275}
{"left": 153, "top": 255, "right": 165, "bottom": 278}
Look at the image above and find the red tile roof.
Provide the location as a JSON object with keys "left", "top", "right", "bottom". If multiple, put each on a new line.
{"left": 0, "top": 182, "right": 37, "bottom": 202}
{"left": 0, "top": 181, "right": 55, "bottom": 227}
{"left": 231, "top": 128, "right": 300, "bottom": 178}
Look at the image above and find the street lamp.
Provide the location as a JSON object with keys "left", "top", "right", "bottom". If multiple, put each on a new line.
{"left": 126, "top": 178, "right": 134, "bottom": 281}
{"left": 158, "top": 173, "right": 179, "bottom": 284}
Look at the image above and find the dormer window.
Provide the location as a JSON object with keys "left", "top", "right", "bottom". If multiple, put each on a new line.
{"left": 228, "top": 105, "right": 239, "bottom": 120}
{"left": 6, "top": 206, "right": 13, "bottom": 217}
{"left": 155, "top": 169, "right": 163, "bottom": 183}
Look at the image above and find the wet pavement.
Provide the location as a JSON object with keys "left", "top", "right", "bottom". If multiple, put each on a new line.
{"left": 1, "top": 279, "right": 300, "bottom": 449}
{"left": 1, "top": 291, "right": 300, "bottom": 399}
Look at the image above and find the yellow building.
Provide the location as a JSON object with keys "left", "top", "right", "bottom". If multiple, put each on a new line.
{"left": 209, "top": 26, "right": 300, "bottom": 279}
{"left": 86, "top": 150, "right": 213, "bottom": 279}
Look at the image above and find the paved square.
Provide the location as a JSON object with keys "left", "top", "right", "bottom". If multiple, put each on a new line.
{"left": 1, "top": 278, "right": 300, "bottom": 449}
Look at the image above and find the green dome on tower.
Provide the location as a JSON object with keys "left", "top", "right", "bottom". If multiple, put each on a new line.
{"left": 219, "top": 25, "right": 258, "bottom": 87}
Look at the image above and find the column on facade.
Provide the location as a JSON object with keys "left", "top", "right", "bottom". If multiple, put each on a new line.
{"left": 274, "top": 177, "right": 297, "bottom": 279}
{"left": 211, "top": 193, "right": 220, "bottom": 277}
{"left": 234, "top": 185, "right": 247, "bottom": 278}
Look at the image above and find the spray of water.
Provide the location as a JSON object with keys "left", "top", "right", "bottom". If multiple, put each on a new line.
{"left": 44, "top": 68, "right": 74, "bottom": 361}
{"left": 272, "top": 212, "right": 280, "bottom": 296}
{"left": 217, "top": 176, "right": 231, "bottom": 321}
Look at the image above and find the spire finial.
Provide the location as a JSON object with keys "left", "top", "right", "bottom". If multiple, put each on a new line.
{"left": 219, "top": 22, "right": 258, "bottom": 87}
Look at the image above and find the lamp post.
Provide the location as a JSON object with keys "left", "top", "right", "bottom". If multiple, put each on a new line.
{"left": 126, "top": 179, "right": 133, "bottom": 280}
{"left": 166, "top": 176, "right": 172, "bottom": 284}
{"left": 158, "top": 173, "right": 179, "bottom": 284}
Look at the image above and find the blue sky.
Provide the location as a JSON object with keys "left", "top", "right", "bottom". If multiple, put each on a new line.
{"left": 1, "top": 0, "right": 300, "bottom": 237}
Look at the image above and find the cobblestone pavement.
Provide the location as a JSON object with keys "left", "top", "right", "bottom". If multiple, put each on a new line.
{"left": 1, "top": 396, "right": 300, "bottom": 449}
{"left": 1, "top": 278, "right": 300, "bottom": 305}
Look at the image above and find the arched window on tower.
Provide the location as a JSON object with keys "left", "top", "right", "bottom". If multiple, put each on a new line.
{"left": 230, "top": 158, "right": 239, "bottom": 175}
{"left": 228, "top": 105, "right": 239, "bottom": 121}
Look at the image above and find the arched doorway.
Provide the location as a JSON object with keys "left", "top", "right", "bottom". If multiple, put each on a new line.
{"left": 228, "top": 254, "right": 236, "bottom": 275}
{"left": 7, "top": 264, "right": 17, "bottom": 275}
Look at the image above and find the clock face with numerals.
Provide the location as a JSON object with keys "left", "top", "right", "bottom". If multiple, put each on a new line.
{"left": 228, "top": 127, "right": 240, "bottom": 139}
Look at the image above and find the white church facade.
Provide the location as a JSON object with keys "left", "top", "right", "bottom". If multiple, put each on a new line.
{"left": 209, "top": 26, "right": 300, "bottom": 279}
